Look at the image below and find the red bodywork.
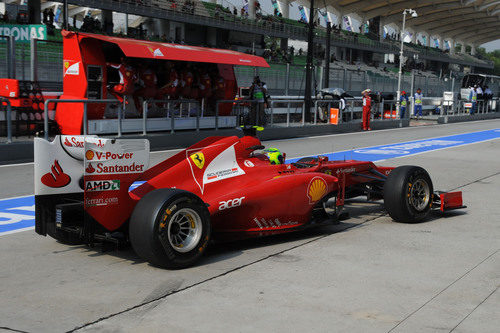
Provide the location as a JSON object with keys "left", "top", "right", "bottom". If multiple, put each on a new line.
{"left": 85, "top": 134, "right": 394, "bottom": 237}
{"left": 0, "top": 78, "right": 59, "bottom": 109}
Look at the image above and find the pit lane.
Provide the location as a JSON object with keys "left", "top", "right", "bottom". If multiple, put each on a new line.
{"left": 1, "top": 120, "right": 499, "bottom": 332}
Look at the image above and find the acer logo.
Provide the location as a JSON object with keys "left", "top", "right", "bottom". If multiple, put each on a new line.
{"left": 219, "top": 196, "right": 245, "bottom": 211}
{"left": 41, "top": 160, "right": 71, "bottom": 188}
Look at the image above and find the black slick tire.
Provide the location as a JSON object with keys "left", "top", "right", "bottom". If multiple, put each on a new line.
{"left": 129, "top": 189, "right": 211, "bottom": 269}
{"left": 384, "top": 165, "right": 434, "bottom": 223}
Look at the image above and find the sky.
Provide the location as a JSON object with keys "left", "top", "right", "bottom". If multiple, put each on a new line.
{"left": 481, "top": 40, "right": 500, "bottom": 52}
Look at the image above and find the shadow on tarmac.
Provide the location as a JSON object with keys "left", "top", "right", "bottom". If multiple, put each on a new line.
{"left": 60, "top": 200, "right": 387, "bottom": 269}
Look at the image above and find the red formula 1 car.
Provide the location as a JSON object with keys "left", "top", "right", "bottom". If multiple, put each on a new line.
{"left": 34, "top": 130, "right": 465, "bottom": 268}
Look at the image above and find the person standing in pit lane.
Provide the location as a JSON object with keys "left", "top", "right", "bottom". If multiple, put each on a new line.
{"left": 362, "top": 89, "right": 372, "bottom": 131}
{"left": 414, "top": 88, "right": 423, "bottom": 118}
{"left": 399, "top": 90, "right": 408, "bottom": 119}
{"left": 249, "top": 76, "right": 267, "bottom": 126}
{"left": 469, "top": 86, "right": 478, "bottom": 115}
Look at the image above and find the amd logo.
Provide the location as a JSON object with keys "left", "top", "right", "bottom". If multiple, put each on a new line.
{"left": 218, "top": 196, "right": 245, "bottom": 211}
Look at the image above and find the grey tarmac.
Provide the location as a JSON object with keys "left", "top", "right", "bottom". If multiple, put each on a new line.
{"left": 0, "top": 119, "right": 499, "bottom": 333}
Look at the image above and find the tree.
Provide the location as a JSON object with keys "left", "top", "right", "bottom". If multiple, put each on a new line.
{"left": 478, "top": 47, "right": 500, "bottom": 75}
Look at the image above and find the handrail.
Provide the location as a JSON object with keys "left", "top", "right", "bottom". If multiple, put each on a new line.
{"left": 141, "top": 99, "right": 201, "bottom": 134}
{"left": 0, "top": 97, "right": 12, "bottom": 144}
{"left": 43, "top": 99, "right": 119, "bottom": 140}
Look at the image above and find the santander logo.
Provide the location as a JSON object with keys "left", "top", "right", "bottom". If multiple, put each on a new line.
{"left": 64, "top": 136, "right": 105, "bottom": 149}
{"left": 64, "top": 136, "right": 84, "bottom": 148}
{"left": 86, "top": 163, "right": 95, "bottom": 174}
{"left": 41, "top": 160, "right": 71, "bottom": 188}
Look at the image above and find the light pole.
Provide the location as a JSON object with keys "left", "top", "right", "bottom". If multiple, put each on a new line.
{"left": 396, "top": 9, "right": 417, "bottom": 116}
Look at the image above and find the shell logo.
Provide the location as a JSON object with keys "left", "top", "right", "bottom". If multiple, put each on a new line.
{"left": 85, "top": 150, "right": 94, "bottom": 160}
{"left": 64, "top": 61, "right": 69, "bottom": 69}
{"left": 307, "top": 177, "right": 327, "bottom": 204}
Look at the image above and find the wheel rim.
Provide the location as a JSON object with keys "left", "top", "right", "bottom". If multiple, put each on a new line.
{"left": 409, "top": 179, "right": 430, "bottom": 211}
{"left": 322, "top": 197, "right": 340, "bottom": 218}
{"left": 165, "top": 208, "right": 202, "bottom": 253}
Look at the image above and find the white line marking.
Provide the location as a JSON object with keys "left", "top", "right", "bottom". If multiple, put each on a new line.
{"left": 265, "top": 118, "right": 500, "bottom": 143}
{"left": 287, "top": 128, "right": 500, "bottom": 161}
{"left": 0, "top": 226, "right": 35, "bottom": 237}
{"left": 0, "top": 194, "right": 34, "bottom": 201}
{"left": 0, "top": 161, "right": 34, "bottom": 168}
{"left": 375, "top": 137, "right": 500, "bottom": 163}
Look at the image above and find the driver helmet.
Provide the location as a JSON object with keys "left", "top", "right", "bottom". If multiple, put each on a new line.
{"left": 264, "top": 148, "right": 284, "bottom": 165}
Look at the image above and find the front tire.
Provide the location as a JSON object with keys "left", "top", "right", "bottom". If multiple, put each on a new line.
{"left": 129, "top": 189, "right": 211, "bottom": 269}
{"left": 384, "top": 166, "right": 433, "bottom": 223}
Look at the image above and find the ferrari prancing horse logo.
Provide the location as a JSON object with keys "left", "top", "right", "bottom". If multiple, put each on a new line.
{"left": 190, "top": 152, "right": 205, "bottom": 169}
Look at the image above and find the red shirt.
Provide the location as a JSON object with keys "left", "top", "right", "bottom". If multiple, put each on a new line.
{"left": 109, "top": 63, "right": 136, "bottom": 85}
{"left": 182, "top": 71, "right": 194, "bottom": 87}
{"left": 362, "top": 95, "right": 371, "bottom": 109}
{"left": 140, "top": 69, "right": 157, "bottom": 88}
{"left": 199, "top": 74, "right": 211, "bottom": 91}
{"left": 168, "top": 69, "right": 179, "bottom": 87}
{"left": 215, "top": 77, "right": 225, "bottom": 96}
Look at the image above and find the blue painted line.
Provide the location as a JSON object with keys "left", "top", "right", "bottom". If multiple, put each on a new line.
{"left": 0, "top": 196, "right": 35, "bottom": 235}
{"left": 1, "top": 128, "right": 499, "bottom": 236}
{"left": 288, "top": 128, "right": 500, "bottom": 163}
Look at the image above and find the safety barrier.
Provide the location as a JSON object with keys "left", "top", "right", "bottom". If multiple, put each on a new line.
{"left": 141, "top": 98, "right": 221, "bottom": 134}
{"left": 409, "top": 97, "right": 499, "bottom": 117}
{"left": 268, "top": 99, "right": 306, "bottom": 126}
{"left": 454, "top": 99, "right": 498, "bottom": 115}
{"left": 213, "top": 98, "right": 402, "bottom": 128}
{"left": 0, "top": 97, "right": 13, "bottom": 144}
{"left": 42, "top": 98, "right": 251, "bottom": 138}
{"left": 33, "top": 96, "right": 499, "bottom": 141}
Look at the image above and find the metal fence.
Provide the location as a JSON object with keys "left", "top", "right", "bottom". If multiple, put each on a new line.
{"left": 0, "top": 36, "right": 468, "bottom": 98}
{"left": 0, "top": 38, "right": 63, "bottom": 85}
{"left": 33, "top": 39, "right": 63, "bottom": 83}
{"left": 234, "top": 64, "right": 459, "bottom": 97}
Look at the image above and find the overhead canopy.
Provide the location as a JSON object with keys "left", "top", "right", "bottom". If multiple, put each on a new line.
{"left": 66, "top": 31, "right": 270, "bottom": 67}
{"left": 318, "top": 0, "right": 500, "bottom": 44}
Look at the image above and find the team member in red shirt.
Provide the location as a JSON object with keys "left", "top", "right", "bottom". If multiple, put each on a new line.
{"left": 133, "top": 64, "right": 158, "bottom": 115}
{"left": 214, "top": 74, "right": 226, "bottom": 100}
{"left": 158, "top": 62, "right": 179, "bottom": 100}
{"left": 106, "top": 57, "right": 137, "bottom": 103}
{"left": 362, "top": 89, "right": 372, "bottom": 131}
{"left": 198, "top": 69, "right": 212, "bottom": 109}
{"left": 180, "top": 64, "right": 194, "bottom": 99}
{"left": 198, "top": 69, "right": 212, "bottom": 102}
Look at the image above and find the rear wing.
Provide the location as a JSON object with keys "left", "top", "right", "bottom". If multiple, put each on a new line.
{"left": 83, "top": 137, "right": 149, "bottom": 230}
{"left": 35, "top": 135, "right": 150, "bottom": 232}
{"left": 34, "top": 135, "right": 97, "bottom": 196}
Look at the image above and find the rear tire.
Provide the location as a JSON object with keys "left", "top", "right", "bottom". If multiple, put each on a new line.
{"left": 129, "top": 189, "right": 211, "bottom": 269}
{"left": 384, "top": 166, "right": 433, "bottom": 223}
